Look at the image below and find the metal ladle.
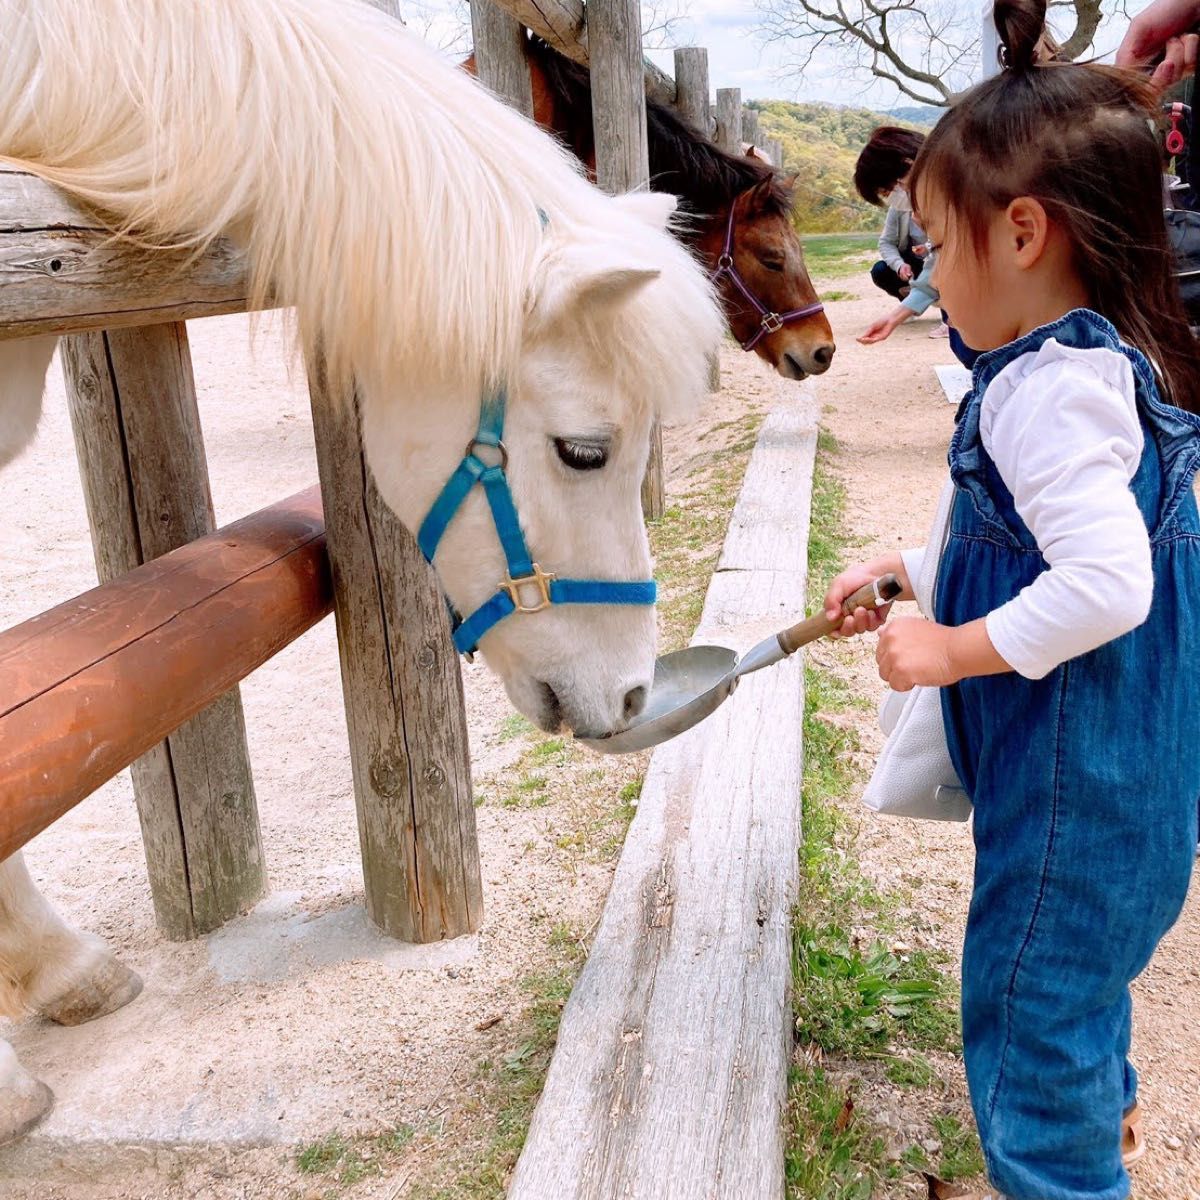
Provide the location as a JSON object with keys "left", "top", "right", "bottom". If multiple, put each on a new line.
{"left": 578, "top": 574, "right": 902, "bottom": 755}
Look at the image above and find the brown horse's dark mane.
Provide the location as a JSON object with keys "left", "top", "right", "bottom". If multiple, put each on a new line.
{"left": 527, "top": 37, "right": 793, "bottom": 226}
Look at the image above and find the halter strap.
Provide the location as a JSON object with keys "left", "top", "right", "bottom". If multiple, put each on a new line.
{"left": 418, "top": 389, "right": 656, "bottom": 655}
{"left": 709, "top": 201, "right": 825, "bottom": 352}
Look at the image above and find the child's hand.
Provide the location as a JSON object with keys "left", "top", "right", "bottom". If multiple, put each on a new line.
{"left": 824, "top": 556, "right": 910, "bottom": 639}
{"left": 876, "top": 617, "right": 959, "bottom": 691}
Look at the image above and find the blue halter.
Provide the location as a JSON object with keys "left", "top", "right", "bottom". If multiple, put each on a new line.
{"left": 417, "top": 388, "right": 657, "bottom": 656}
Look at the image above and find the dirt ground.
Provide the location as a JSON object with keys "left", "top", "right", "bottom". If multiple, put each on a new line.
{"left": 811, "top": 273, "right": 1200, "bottom": 1200}
{"left": 0, "top": 318, "right": 786, "bottom": 1199}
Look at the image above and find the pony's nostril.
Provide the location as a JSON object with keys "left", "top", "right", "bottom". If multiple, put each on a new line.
{"left": 623, "top": 685, "right": 648, "bottom": 721}
{"left": 813, "top": 343, "right": 835, "bottom": 368}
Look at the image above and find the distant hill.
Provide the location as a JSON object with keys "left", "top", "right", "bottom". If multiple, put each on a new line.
{"left": 747, "top": 100, "right": 934, "bottom": 233}
{"left": 886, "top": 105, "right": 943, "bottom": 127}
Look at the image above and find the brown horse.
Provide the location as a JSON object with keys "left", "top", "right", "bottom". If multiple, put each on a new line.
{"left": 465, "top": 39, "right": 836, "bottom": 381}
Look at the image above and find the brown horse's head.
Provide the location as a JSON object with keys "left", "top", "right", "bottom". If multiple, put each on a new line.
{"left": 700, "top": 174, "right": 835, "bottom": 376}
{"left": 700, "top": 175, "right": 835, "bottom": 381}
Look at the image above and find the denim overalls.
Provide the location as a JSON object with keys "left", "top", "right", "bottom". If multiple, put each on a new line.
{"left": 935, "top": 310, "right": 1200, "bottom": 1200}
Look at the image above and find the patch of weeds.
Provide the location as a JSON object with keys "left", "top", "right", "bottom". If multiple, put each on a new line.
{"left": 503, "top": 771, "right": 549, "bottom": 808}
{"left": 296, "top": 1134, "right": 377, "bottom": 1186}
{"left": 785, "top": 1067, "right": 896, "bottom": 1200}
{"left": 498, "top": 713, "right": 535, "bottom": 742}
{"left": 822, "top": 290, "right": 856, "bottom": 302}
{"left": 528, "top": 737, "right": 568, "bottom": 765}
{"left": 886, "top": 1053, "right": 936, "bottom": 1089}
{"left": 618, "top": 778, "right": 642, "bottom": 806}
{"left": 932, "top": 1114, "right": 986, "bottom": 1182}
{"left": 373, "top": 1124, "right": 415, "bottom": 1154}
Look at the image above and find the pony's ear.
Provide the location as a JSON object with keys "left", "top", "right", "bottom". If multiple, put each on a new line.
{"left": 571, "top": 266, "right": 661, "bottom": 312}
{"left": 529, "top": 254, "right": 660, "bottom": 326}
{"left": 745, "top": 176, "right": 780, "bottom": 215}
{"left": 612, "top": 191, "right": 678, "bottom": 230}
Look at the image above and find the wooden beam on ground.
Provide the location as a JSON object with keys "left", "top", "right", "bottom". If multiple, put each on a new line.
{"left": 306, "top": 357, "right": 482, "bottom": 944}
{"left": 470, "top": 0, "right": 535, "bottom": 116}
{"left": 587, "top": 0, "right": 664, "bottom": 519}
{"left": 715, "top": 87, "right": 743, "bottom": 155}
{"left": 0, "top": 171, "right": 252, "bottom": 340}
{"left": 0, "top": 488, "right": 332, "bottom": 865}
{"left": 61, "top": 324, "right": 265, "bottom": 941}
{"left": 484, "top": 0, "right": 677, "bottom": 106}
{"left": 508, "top": 395, "right": 817, "bottom": 1200}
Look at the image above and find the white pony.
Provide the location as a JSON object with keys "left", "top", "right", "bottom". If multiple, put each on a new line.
{"left": 0, "top": 0, "right": 722, "bottom": 1141}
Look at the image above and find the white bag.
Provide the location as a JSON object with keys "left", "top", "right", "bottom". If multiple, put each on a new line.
{"left": 860, "top": 478, "right": 972, "bottom": 822}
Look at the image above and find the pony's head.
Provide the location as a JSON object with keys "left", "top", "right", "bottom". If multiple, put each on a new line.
{"left": 703, "top": 175, "right": 836, "bottom": 381}
{"left": 362, "top": 191, "right": 721, "bottom": 738}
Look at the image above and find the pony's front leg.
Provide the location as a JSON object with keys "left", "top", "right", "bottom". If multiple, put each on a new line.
{"left": 0, "top": 852, "right": 143, "bottom": 1139}
{"left": 0, "top": 851, "right": 142, "bottom": 1026}
{"left": 0, "top": 1039, "right": 52, "bottom": 1147}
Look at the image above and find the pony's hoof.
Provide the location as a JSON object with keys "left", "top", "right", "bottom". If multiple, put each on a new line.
{"left": 0, "top": 1058, "right": 53, "bottom": 1147}
{"left": 40, "top": 957, "right": 143, "bottom": 1027}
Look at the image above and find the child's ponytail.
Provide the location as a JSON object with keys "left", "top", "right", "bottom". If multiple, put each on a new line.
{"left": 993, "top": 0, "right": 1048, "bottom": 72}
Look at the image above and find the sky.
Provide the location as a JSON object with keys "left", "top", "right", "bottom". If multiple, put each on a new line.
{"left": 405, "top": 0, "right": 1158, "bottom": 112}
{"left": 639, "top": 0, "right": 1153, "bottom": 108}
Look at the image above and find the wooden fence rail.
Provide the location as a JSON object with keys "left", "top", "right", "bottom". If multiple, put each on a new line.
{"left": 0, "top": 487, "right": 331, "bottom": 865}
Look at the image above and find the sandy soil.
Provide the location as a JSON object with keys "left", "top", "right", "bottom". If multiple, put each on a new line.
{"left": 811, "top": 275, "right": 1200, "bottom": 1200}
{"left": 0, "top": 318, "right": 783, "bottom": 1199}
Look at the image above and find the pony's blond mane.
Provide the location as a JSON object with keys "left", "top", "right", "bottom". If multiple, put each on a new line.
{"left": 0, "top": 0, "right": 643, "bottom": 395}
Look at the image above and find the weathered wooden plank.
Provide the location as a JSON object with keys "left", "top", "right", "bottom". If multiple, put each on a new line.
{"left": 717, "top": 412, "right": 816, "bottom": 576}
{"left": 673, "top": 47, "right": 711, "bottom": 136}
{"left": 0, "top": 172, "right": 252, "bottom": 339}
{"left": 306, "top": 356, "right": 482, "bottom": 944}
{"left": 715, "top": 88, "right": 743, "bottom": 156}
{"left": 470, "top": 0, "right": 535, "bottom": 116}
{"left": 0, "top": 488, "right": 332, "bottom": 865}
{"left": 485, "top": 0, "right": 677, "bottom": 105}
{"left": 61, "top": 325, "right": 265, "bottom": 939}
{"left": 508, "top": 394, "right": 817, "bottom": 1200}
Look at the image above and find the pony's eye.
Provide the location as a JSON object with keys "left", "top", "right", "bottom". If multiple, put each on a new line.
{"left": 553, "top": 437, "right": 609, "bottom": 471}
{"left": 759, "top": 256, "right": 785, "bottom": 273}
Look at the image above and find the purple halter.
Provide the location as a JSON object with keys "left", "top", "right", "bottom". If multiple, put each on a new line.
{"left": 709, "top": 202, "right": 826, "bottom": 352}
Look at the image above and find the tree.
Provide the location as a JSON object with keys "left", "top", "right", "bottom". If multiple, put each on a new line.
{"left": 754, "top": 0, "right": 1126, "bottom": 107}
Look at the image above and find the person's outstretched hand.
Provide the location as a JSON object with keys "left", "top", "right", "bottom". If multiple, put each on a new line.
{"left": 858, "top": 307, "right": 910, "bottom": 345}
{"left": 1116, "top": 0, "right": 1200, "bottom": 89}
{"left": 823, "top": 555, "right": 912, "bottom": 639}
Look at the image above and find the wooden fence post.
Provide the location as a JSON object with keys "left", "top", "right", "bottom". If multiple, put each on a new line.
{"left": 470, "top": 0, "right": 535, "bottom": 116}
{"left": 715, "top": 87, "right": 742, "bottom": 156}
{"left": 766, "top": 137, "right": 784, "bottom": 169}
{"left": 306, "top": 358, "right": 483, "bottom": 943}
{"left": 61, "top": 325, "right": 265, "bottom": 940}
{"left": 588, "top": 0, "right": 663, "bottom": 519}
{"left": 672, "top": 48, "right": 711, "bottom": 136}
{"left": 674, "top": 48, "right": 721, "bottom": 392}
{"left": 742, "top": 108, "right": 760, "bottom": 150}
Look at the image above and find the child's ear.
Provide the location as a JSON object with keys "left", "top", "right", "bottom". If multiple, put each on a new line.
{"left": 1007, "top": 196, "right": 1050, "bottom": 268}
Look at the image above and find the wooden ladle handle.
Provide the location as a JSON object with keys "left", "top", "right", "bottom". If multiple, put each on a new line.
{"left": 777, "top": 573, "right": 903, "bottom": 656}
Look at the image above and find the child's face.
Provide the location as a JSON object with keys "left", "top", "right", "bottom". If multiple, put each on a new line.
{"left": 919, "top": 189, "right": 1022, "bottom": 352}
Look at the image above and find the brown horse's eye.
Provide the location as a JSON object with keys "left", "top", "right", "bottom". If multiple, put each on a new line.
{"left": 759, "top": 255, "right": 785, "bottom": 273}
{"left": 554, "top": 437, "right": 608, "bottom": 471}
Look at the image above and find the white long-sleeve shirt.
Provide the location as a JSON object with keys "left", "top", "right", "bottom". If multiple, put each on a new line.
{"left": 908, "top": 338, "right": 1154, "bottom": 681}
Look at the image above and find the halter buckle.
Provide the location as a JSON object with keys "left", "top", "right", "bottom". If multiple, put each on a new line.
{"left": 502, "top": 562, "right": 556, "bottom": 613}
{"left": 466, "top": 436, "right": 509, "bottom": 469}
{"left": 761, "top": 312, "right": 785, "bottom": 334}
{"left": 716, "top": 253, "right": 734, "bottom": 271}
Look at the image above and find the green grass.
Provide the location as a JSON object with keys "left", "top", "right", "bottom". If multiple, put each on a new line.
{"left": 296, "top": 1134, "right": 378, "bottom": 1187}
{"left": 932, "top": 1114, "right": 987, "bottom": 1181}
{"left": 785, "top": 432, "right": 978, "bottom": 1198}
{"left": 803, "top": 232, "right": 878, "bottom": 281}
{"left": 820, "top": 290, "right": 856, "bottom": 302}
